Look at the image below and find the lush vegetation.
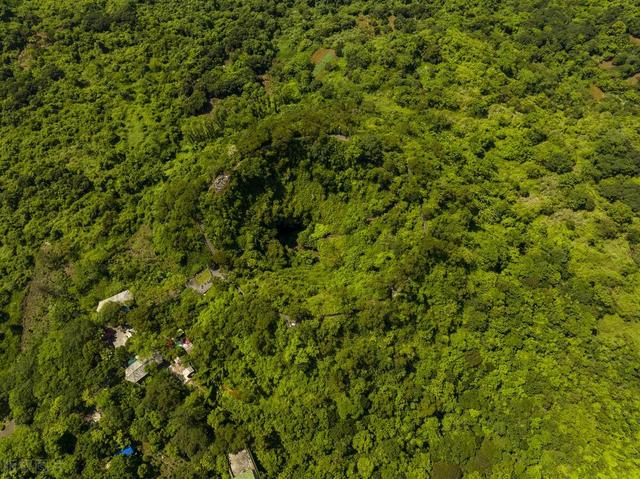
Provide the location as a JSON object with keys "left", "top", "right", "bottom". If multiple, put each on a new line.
{"left": 2, "top": 0, "right": 640, "bottom": 477}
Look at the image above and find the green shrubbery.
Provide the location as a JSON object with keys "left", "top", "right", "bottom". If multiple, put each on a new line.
{"left": 1, "top": 0, "right": 640, "bottom": 478}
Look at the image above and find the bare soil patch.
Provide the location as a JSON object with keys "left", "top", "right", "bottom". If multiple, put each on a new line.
{"left": 329, "top": 134, "right": 349, "bottom": 142}
{"left": 17, "top": 32, "right": 50, "bottom": 70}
{"left": 356, "top": 15, "right": 372, "bottom": 29}
{"left": 598, "top": 60, "right": 615, "bottom": 70}
{"left": 0, "top": 419, "right": 15, "bottom": 439}
{"left": 627, "top": 73, "right": 640, "bottom": 86}
{"left": 17, "top": 48, "right": 34, "bottom": 69}
{"left": 260, "top": 73, "right": 273, "bottom": 94}
{"left": 589, "top": 85, "right": 605, "bottom": 101}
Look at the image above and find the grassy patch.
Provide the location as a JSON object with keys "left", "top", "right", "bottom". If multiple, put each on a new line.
{"left": 599, "top": 314, "right": 640, "bottom": 351}
{"left": 312, "top": 49, "right": 338, "bottom": 79}
{"left": 194, "top": 269, "right": 213, "bottom": 286}
{"left": 311, "top": 48, "right": 337, "bottom": 65}
{"left": 589, "top": 84, "right": 605, "bottom": 101}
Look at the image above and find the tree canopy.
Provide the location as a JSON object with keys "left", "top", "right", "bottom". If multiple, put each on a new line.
{"left": 1, "top": 0, "right": 640, "bottom": 478}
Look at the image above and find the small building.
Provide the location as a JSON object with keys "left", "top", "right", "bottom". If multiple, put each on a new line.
{"left": 178, "top": 337, "right": 193, "bottom": 354}
{"left": 169, "top": 330, "right": 194, "bottom": 354}
{"left": 228, "top": 449, "right": 259, "bottom": 479}
{"left": 124, "top": 353, "right": 162, "bottom": 384}
{"left": 97, "top": 290, "right": 134, "bottom": 312}
{"left": 169, "top": 357, "right": 195, "bottom": 384}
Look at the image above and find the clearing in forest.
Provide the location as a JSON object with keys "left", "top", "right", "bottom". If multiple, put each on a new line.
{"left": 589, "top": 85, "right": 605, "bottom": 101}
{"left": 260, "top": 73, "right": 273, "bottom": 94}
{"left": 311, "top": 48, "right": 338, "bottom": 78}
{"left": 599, "top": 315, "right": 640, "bottom": 352}
{"left": 627, "top": 73, "right": 640, "bottom": 86}
{"left": 329, "top": 134, "right": 349, "bottom": 142}
{"left": 187, "top": 268, "right": 226, "bottom": 295}
{"left": 0, "top": 419, "right": 15, "bottom": 439}
{"left": 311, "top": 48, "right": 336, "bottom": 65}
{"left": 17, "top": 32, "right": 49, "bottom": 70}
{"left": 356, "top": 15, "right": 371, "bottom": 29}
{"left": 598, "top": 59, "right": 615, "bottom": 70}
{"left": 187, "top": 268, "right": 215, "bottom": 295}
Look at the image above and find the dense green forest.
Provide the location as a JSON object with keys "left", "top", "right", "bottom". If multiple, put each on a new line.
{"left": 1, "top": 0, "right": 640, "bottom": 477}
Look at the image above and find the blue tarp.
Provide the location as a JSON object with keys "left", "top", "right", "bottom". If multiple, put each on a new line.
{"left": 117, "top": 446, "right": 135, "bottom": 457}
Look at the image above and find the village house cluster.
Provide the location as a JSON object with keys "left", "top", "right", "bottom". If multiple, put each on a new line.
{"left": 93, "top": 270, "right": 298, "bottom": 476}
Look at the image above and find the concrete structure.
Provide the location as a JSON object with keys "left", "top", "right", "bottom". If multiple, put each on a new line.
{"left": 125, "top": 353, "right": 162, "bottom": 384}
{"left": 186, "top": 268, "right": 226, "bottom": 295}
{"left": 228, "top": 449, "right": 258, "bottom": 479}
{"left": 97, "top": 290, "right": 134, "bottom": 312}
{"left": 178, "top": 337, "right": 193, "bottom": 354}
{"left": 169, "top": 357, "right": 195, "bottom": 384}
{"left": 114, "top": 327, "right": 134, "bottom": 348}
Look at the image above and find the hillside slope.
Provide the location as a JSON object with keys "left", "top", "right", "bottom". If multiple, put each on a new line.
{"left": 1, "top": 1, "right": 640, "bottom": 478}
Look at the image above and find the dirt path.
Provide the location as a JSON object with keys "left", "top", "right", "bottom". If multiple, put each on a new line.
{"left": 197, "top": 223, "right": 217, "bottom": 257}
